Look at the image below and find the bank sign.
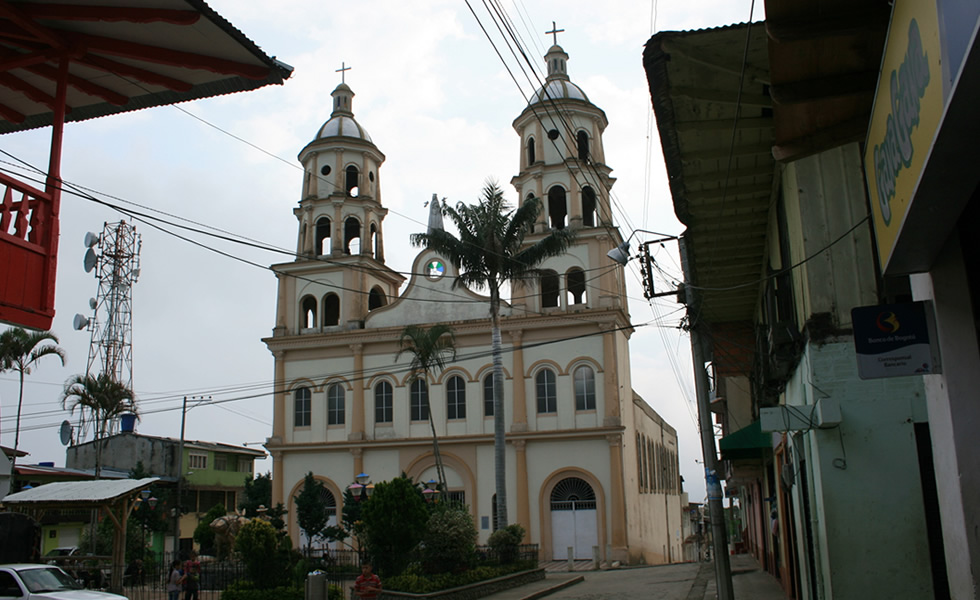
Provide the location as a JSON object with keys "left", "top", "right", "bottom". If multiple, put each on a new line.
{"left": 852, "top": 302, "right": 939, "bottom": 379}
{"left": 865, "top": 0, "right": 943, "bottom": 271}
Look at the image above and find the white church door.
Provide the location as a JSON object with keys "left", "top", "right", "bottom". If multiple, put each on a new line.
{"left": 550, "top": 477, "right": 598, "bottom": 560}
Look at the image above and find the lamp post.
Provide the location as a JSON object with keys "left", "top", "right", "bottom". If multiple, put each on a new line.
{"left": 421, "top": 479, "right": 441, "bottom": 504}
{"left": 608, "top": 231, "right": 733, "bottom": 600}
{"left": 347, "top": 472, "right": 374, "bottom": 502}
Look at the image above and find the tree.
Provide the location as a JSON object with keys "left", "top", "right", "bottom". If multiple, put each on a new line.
{"left": 0, "top": 327, "right": 65, "bottom": 454}
{"left": 239, "top": 472, "right": 273, "bottom": 517}
{"left": 61, "top": 373, "right": 137, "bottom": 477}
{"left": 421, "top": 505, "right": 477, "bottom": 574}
{"left": 396, "top": 324, "right": 456, "bottom": 491}
{"left": 193, "top": 504, "right": 227, "bottom": 556}
{"left": 359, "top": 476, "right": 428, "bottom": 577}
{"left": 235, "top": 519, "right": 293, "bottom": 589}
{"left": 294, "top": 472, "right": 328, "bottom": 553}
{"left": 411, "top": 181, "right": 574, "bottom": 528}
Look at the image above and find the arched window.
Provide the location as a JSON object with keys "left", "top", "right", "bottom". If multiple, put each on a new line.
{"left": 294, "top": 387, "right": 311, "bottom": 427}
{"left": 483, "top": 374, "right": 495, "bottom": 417}
{"left": 345, "top": 165, "right": 359, "bottom": 196}
{"left": 411, "top": 379, "right": 429, "bottom": 421}
{"left": 447, "top": 375, "right": 466, "bottom": 420}
{"left": 548, "top": 186, "right": 567, "bottom": 229}
{"left": 322, "top": 293, "right": 340, "bottom": 327}
{"left": 300, "top": 296, "right": 317, "bottom": 329}
{"left": 368, "top": 286, "right": 386, "bottom": 310}
{"left": 566, "top": 268, "right": 586, "bottom": 305}
{"left": 550, "top": 477, "right": 596, "bottom": 510}
{"left": 344, "top": 217, "right": 360, "bottom": 255}
{"left": 526, "top": 193, "right": 537, "bottom": 234}
{"left": 573, "top": 365, "right": 596, "bottom": 410}
{"left": 327, "top": 383, "right": 345, "bottom": 425}
{"left": 540, "top": 270, "right": 560, "bottom": 308}
{"left": 581, "top": 186, "right": 597, "bottom": 227}
{"left": 536, "top": 368, "right": 557, "bottom": 413}
{"left": 315, "top": 217, "right": 331, "bottom": 255}
{"left": 527, "top": 137, "right": 536, "bottom": 165}
{"left": 576, "top": 130, "right": 589, "bottom": 161}
{"left": 375, "top": 381, "right": 393, "bottom": 423}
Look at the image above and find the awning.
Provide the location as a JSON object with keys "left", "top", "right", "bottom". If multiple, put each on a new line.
{"left": 719, "top": 420, "right": 771, "bottom": 461}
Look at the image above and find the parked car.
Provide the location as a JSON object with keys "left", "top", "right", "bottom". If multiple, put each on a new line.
{"left": 0, "top": 564, "right": 126, "bottom": 600}
{"left": 42, "top": 549, "right": 79, "bottom": 561}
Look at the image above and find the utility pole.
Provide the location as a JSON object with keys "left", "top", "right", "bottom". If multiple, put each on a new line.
{"left": 679, "top": 236, "right": 734, "bottom": 600}
{"left": 173, "top": 395, "right": 188, "bottom": 557}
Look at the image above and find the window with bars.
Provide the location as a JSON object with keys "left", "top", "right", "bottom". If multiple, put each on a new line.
{"left": 375, "top": 381, "right": 393, "bottom": 423}
{"left": 294, "top": 387, "right": 311, "bottom": 427}
{"left": 573, "top": 365, "right": 596, "bottom": 410}
{"left": 327, "top": 383, "right": 345, "bottom": 425}
{"left": 536, "top": 368, "right": 557, "bottom": 413}
{"left": 447, "top": 375, "right": 466, "bottom": 420}
{"left": 411, "top": 379, "right": 429, "bottom": 421}
{"left": 189, "top": 453, "right": 207, "bottom": 470}
{"left": 483, "top": 374, "right": 495, "bottom": 417}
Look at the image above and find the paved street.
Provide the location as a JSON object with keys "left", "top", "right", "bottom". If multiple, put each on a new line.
{"left": 483, "top": 554, "right": 786, "bottom": 600}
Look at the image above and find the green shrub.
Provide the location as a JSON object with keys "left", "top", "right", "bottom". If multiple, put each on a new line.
{"left": 328, "top": 584, "right": 344, "bottom": 600}
{"left": 221, "top": 581, "right": 303, "bottom": 600}
{"left": 421, "top": 507, "right": 477, "bottom": 574}
{"left": 360, "top": 476, "right": 428, "bottom": 577}
{"left": 385, "top": 563, "right": 533, "bottom": 594}
{"left": 487, "top": 523, "right": 525, "bottom": 563}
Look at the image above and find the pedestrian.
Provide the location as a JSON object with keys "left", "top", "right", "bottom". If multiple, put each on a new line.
{"left": 167, "top": 560, "right": 182, "bottom": 600}
{"left": 182, "top": 551, "right": 201, "bottom": 600}
{"left": 353, "top": 562, "right": 381, "bottom": 600}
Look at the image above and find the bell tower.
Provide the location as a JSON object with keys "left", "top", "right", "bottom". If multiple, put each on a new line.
{"left": 510, "top": 35, "right": 627, "bottom": 312}
{"left": 273, "top": 73, "right": 404, "bottom": 336}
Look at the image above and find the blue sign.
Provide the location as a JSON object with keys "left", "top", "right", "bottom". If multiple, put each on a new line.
{"left": 852, "top": 301, "right": 939, "bottom": 379}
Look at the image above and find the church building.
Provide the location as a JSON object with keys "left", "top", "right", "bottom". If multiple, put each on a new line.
{"left": 263, "top": 42, "right": 685, "bottom": 565}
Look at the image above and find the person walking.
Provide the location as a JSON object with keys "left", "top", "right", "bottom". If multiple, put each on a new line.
{"left": 182, "top": 551, "right": 201, "bottom": 600}
{"left": 167, "top": 560, "right": 182, "bottom": 600}
{"left": 353, "top": 562, "right": 381, "bottom": 600}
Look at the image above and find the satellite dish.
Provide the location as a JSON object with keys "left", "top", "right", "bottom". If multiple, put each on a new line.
{"left": 72, "top": 314, "right": 89, "bottom": 331}
{"left": 59, "top": 420, "right": 73, "bottom": 446}
{"left": 89, "top": 297, "right": 97, "bottom": 310}
{"left": 83, "top": 232, "right": 99, "bottom": 248}
{"left": 83, "top": 248, "right": 97, "bottom": 273}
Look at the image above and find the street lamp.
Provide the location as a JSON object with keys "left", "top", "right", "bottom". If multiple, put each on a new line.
{"left": 347, "top": 473, "right": 374, "bottom": 501}
{"left": 422, "top": 479, "right": 440, "bottom": 503}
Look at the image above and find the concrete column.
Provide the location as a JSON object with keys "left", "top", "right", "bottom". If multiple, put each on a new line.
{"left": 603, "top": 332, "right": 620, "bottom": 425}
{"left": 510, "top": 330, "right": 527, "bottom": 431}
{"left": 272, "top": 350, "right": 286, "bottom": 439}
{"left": 350, "top": 344, "right": 365, "bottom": 440}
{"left": 514, "top": 439, "right": 530, "bottom": 541}
{"left": 607, "top": 434, "right": 627, "bottom": 558}
{"left": 351, "top": 447, "right": 364, "bottom": 480}
{"left": 271, "top": 451, "right": 284, "bottom": 506}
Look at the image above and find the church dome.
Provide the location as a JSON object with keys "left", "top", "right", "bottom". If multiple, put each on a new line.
{"left": 314, "top": 81, "right": 373, "bottom": 142}
{"left": 316, "top": 115, "right": 372, "bottom": 142}
{"left": 528, "top": 44, "right": 590, "bottom": 105}
{"left": 530, "top": 79, "right": 589, "bottom": 104}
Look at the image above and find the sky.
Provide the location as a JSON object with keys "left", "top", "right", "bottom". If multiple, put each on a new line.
{"left": 0, "top": 0, "right": 757, "bottom": 504}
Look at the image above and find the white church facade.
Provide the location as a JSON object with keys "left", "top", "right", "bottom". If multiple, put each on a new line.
{"left": 263, "top": 43, "right": 685, "bottom": 565}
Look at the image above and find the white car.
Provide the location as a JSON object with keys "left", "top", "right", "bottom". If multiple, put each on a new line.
{"left": 0, "top": 565, "right": 126, "bottom": 600}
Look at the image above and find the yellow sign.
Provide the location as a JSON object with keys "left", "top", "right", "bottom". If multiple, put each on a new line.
{"left": 865, "top": 0, "right": 943, "bottom": 270}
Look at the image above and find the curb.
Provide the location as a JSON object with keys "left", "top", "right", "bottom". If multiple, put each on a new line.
{"left": 519, "top": 575, "right": 584, "bottom": 600}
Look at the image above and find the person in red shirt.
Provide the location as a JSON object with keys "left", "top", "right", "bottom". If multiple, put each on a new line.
{"left": 353, "top": 562, "right": 381, "bottom": 600}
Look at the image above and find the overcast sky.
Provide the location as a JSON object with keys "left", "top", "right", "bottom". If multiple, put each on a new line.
{"left": 0, "top": 0, "right": 757, "bottom": 503}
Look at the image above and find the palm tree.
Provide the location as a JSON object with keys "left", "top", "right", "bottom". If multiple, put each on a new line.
{"left": 0, "top": 327, "right": 66, "bottom": 453}
{"left": 410, "top": 181, "right": 574, "bottom": 528}
{"left": 61, "top": 373, "right": 137, "bottom": 477}
{"left": 397, "top": 324, "right": 456, "bottom": 492}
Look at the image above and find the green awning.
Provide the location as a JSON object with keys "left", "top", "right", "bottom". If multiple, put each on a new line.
{"left": 719, "top": 420, "right": 771, "bottom": 461}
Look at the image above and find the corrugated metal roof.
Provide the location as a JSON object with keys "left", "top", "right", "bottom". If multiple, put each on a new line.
{"left": 2, "top": 477, "right": 158, "bottom": 505}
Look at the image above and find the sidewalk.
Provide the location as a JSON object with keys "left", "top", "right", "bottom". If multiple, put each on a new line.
{"left": 696, "top": 554, "right": 787, "bottom": 600}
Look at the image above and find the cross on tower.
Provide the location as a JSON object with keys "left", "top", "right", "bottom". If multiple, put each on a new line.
{"left": 336, "top": 61, "right": 352, "bottom": 84}
{"left": 546, "top": 21, "right": 564, "bottom": 45}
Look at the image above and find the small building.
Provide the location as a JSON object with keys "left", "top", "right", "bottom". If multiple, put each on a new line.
{"left": 66, "top": 432, "right": 263, "bottom": 553}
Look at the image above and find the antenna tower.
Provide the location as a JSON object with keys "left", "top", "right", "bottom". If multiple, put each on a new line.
{"left": 76, "top": 220, "right": 141, "bottom": 440}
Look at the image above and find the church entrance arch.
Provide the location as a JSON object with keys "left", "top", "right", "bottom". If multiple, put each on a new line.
{"left": 550, "top": 477, "right": 597, "bottom": 559}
